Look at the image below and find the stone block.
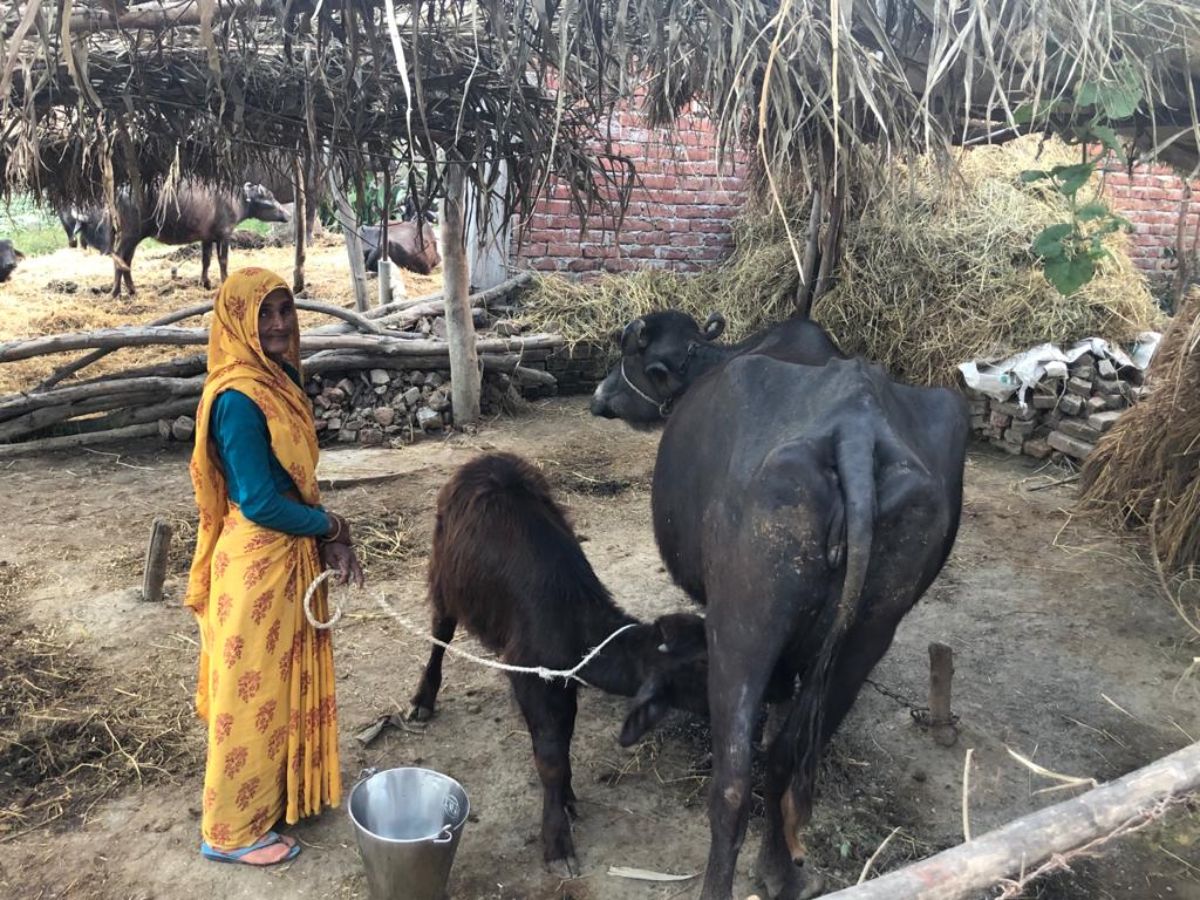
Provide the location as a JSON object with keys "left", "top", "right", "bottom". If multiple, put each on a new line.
{"left": 1066, "top": 377, "right": 1093, "bottom": 397}
{"left": 1008, "top": 419, "right": 1038, "bottom": 438}
{"left": 1023, "top": 438, "right": 1052, "bottom": 459}
{"left": 1095, "top": 378, "right": 1123, "bottom": 396}
{"left": 426, "top": 372, "right": 446, "bottom": 388}
{"left": 989, "top": 411, "right": 1012, "bottom": 428}
{"left": 1032, "top": 395, "right": 1060, "bottom": 410}
{"left": 990, "top": 438, "right": 1024, "bottom": 455}
{"left": 1097, "top": 358, "right": 1117, "bottom": 378}
{"left": 374, "top": 407, "right": 396, "bottom": 427}
{"left": 358, "top": 427, "right": 384, "bottom": 446}
{"left": 403, "top": 387, "right": 421, "bottom": 406}
{"left": 416, "top": 407, "right": 442, "bottom": 431}
{"left": 1088, "top": 410, "right": 1123, "bottom": 433}
{"left": 1047, "top": 430, "right": 1095, "bottom": 460}
{"left": 1058, "top": 418, "right": 1102, "bottom": 442}
{"left": 994, "top": 401, "right": 1036, "bottom": 421}
{"left": 170, "top": 415, "right": 196, "bottom": 442}
{"left": 1059, "top": 394, "right": 1084, "bottom": 416}
{"left": 1086, "top": 396, "right": 1108, "bottom": 414}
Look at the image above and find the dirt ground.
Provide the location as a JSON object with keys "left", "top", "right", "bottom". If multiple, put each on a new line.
{"left": 0, "top": 395, "right": 1198, "bottom": 900}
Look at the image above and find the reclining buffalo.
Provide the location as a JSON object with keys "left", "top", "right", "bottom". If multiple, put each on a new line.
{"left": 591, "top": 311, "right": 968, "bottom": 900}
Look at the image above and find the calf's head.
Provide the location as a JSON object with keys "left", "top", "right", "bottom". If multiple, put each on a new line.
{"left": 619, "top": 611, "right": 708, "bottom": 746}
{"left": 243, "top": 182, "right": 291, "bottom": 224}
{"left": 0, "top": 240, "right": 25, "bottom": 282}
{"left": 590, "top": 309, "right": 726, "bottom": 427}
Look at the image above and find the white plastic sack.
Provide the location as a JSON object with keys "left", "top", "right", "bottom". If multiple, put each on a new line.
{"left": 957, "top": 332, "right": 1162, "bottom": 408}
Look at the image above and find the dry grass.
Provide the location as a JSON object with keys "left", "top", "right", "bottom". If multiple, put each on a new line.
{"left": 518, "top": 138, "right": 1163, "bottom": 387}
{"left": 1081, "top": 286, "right": 1200, "bottom": 573}
{"left": 815, "top": 138, "right": 1163, "bottom": 385}
{"left": 0, "top": 561, "right": 200, "bottom": 841}
{"left": 0, "top": 236, "right": 444, "bottom": 393}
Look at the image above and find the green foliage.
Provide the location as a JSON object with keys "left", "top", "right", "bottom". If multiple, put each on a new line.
{"left": 1020, "top": 66, "right": 1144, "bottom": 296}
{"left": 1, "top": 198, "right": 67, "bottom": 257}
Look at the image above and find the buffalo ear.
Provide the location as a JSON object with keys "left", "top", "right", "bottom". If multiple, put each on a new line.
{"left": 620, "top": 318, "right": 649, "bottom": 355}
{"left": 703, "top": 311, "right": 727, "bottom": 341}
{"left": 12, "top": 249, "right": 25, "bottom": 261}
{"left": 619, "top": 676, "right": 672, "bottom": 747}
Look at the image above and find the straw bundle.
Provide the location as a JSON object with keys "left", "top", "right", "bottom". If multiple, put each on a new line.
{"left": 1080, "top": 286, "right": 1200, "bottom": 571}
{"left": 812, "top": 138, "right": 1163, "bottom": 385}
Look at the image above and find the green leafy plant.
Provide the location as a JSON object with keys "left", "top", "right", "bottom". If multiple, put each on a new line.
{"left": 1019, "top": 65, "right": 1142, "bottom": 296}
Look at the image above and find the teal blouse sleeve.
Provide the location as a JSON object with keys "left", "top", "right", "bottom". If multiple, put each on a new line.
{"left": 211, "top": 389, "right": 331, "bottom": 536}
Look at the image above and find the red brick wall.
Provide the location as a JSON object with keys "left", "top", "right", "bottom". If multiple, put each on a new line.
{"left": 1100, "top": 159, "right": 1200, "bottom": 280}
{"left": 516, "top": 106, "right": 747, "bottom": 275}
{"left": 516, "top": 109, "right": 1196, "bottom": 284}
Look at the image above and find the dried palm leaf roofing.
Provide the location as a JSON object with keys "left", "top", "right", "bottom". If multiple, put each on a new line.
{"left": 1, "top": 0, "right": 1199, "bottom": 221}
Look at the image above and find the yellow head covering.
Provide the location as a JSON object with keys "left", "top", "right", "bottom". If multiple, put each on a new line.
{"left": 184, "top": 267, "right": 322, "bottom": 613}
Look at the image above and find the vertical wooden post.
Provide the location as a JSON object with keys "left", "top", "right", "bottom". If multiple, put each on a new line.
{"left": 929, "top": 641, "right": 958, "bottom": 747}
{"left": 378, "top": 162, "right": 393, "bottom": 308}
{"left": 466, "top": 160, "right": 511, "bottom": 291}
{"left": 327, "top": 171, "right": 369, "bottom": 312}
{"left": 142, "top": 518, "right": 173, "bottom": 602}
{"left": 442, "top": 161, "right": 480, "bottom": 426}
{"left": 292, "top": 155, "right": 307, "bottom": 295}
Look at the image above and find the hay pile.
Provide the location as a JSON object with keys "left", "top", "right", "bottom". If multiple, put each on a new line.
{"left": 0, "top": 562, "right": 200, "bottom": 839}
{"left": 814, "top": 138, "right": 1162, "bottom": 384}
{"left": 518, "top": 137, "right": 1163, "bottom": 385}
{"left": 1080, "top": 287, "right": 1200, "bottom": 572}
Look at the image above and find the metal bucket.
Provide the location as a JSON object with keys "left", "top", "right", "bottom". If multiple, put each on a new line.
{"left": 348, "top": 767, "right": 470, "bottom": 900}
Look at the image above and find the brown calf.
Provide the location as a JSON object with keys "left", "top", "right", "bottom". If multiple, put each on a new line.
{"left": 409, "top": 452, "right": 707, "bottom": 876}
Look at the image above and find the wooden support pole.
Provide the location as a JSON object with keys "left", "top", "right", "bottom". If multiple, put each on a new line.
{"left": 327, "top": 173, "right": 369, "bottom": 312}
{"left": 0, "top": 422, "right": 161, "bottom": 458}
{"left": 441, "top": 162, "right": 481, "bottom": 426}
{"left": 821, "top": 740, "right": 1200, "bottom": 900}
{"left": 929, "top": 641, "right": 958, "bottom": 747}
{"left": 142, "top": 518, "right": 173, "bottom": 602}
{"left": 293, "top": 155, "right": 307, "bottom": 295}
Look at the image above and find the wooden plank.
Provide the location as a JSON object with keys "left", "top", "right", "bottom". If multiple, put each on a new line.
{"left": 821, "top": 740, "right": 1200, "bottom": 900}
{"left": 141, "top": 519, "right": 173, "bottom": 602}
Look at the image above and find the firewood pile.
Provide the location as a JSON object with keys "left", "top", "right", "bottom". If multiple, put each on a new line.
{"left": 0, "top": 273, "right": 560, "bottom": 456}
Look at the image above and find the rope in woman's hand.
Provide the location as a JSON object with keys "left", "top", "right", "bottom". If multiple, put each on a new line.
{"left": 303, "top": 568, "right": 639, "bottom": 683}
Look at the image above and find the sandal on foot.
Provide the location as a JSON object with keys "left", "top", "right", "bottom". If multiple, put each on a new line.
{"left": 201, "top": 831, "right": 300, "bottom": 866}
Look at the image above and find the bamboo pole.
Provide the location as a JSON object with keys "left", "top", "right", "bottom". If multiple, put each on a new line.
{"left": 293, "top": 155, "right": 307, "bottom": 294}
{"left": 1, "top": 326, "right": 561, "bottom": 364}
{"left": 0, "top": 423, "right": 162, "bottom": 458}
{"left": 441, "top": 162, "right": 481, "bottom": 425}
{"left": 821, "top": 741, "right": 1200, "bottom": 900}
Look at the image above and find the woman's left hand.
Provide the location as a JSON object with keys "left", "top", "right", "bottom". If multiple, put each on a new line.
{"left": 320, "top": 540, "right": 365, "bottom": 588}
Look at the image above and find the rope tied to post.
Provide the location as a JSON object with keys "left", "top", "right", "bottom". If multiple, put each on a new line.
{"left": 301, "top": 568, "right": 639, "bottom": 684}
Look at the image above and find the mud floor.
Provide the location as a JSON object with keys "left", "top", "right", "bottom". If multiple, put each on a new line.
{"left": 0, "top": 397, "right": 1197, "bottom": 900}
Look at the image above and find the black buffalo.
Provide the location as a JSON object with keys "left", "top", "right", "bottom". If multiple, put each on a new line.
{"left": 591, "top": 311, "right": 968, "bottom": 900}
{"left": 58, "top": 206, "right": 112, "bottom": 254}
{"left": 0, "top": 240, "right": 24, "bottom": 282}
{"left": 110, "top": 181, "right": 290, "bottom": 296}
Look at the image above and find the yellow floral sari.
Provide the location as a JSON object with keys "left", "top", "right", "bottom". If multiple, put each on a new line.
{"left": 185, "top": 268, "right": 341, "bottom": 850}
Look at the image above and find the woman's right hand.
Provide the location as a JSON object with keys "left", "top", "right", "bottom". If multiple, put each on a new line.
{"left": 324, "top": 512, "right": 352, "bottom": 545}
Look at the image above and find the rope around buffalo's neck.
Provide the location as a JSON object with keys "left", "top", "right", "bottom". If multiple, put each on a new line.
{"left": 302, "top": 568, "right": 639, "bottom": 684}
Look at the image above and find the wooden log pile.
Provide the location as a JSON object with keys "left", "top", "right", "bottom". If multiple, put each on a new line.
{"left": 966, "top": 351, "right": 1146, "bottom": 464}
{"left": 0, "top": 274, "right": 557, "bottom": 455}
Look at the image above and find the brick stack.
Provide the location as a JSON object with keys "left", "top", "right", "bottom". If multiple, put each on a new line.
{"left": 967, "top": 353, "right": 1144, "bottom": 463}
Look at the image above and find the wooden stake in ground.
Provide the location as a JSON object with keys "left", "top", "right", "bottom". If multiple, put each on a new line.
{"left": 142, "top": 518, "right": 173, "bottom": 602}
{"left": 819, "top": 740, "right": 1200, "bottom": 900}
{"left": 441, "top": 162, "right": 481, "bottom": 426}
{"left": 929, "top": 642, "right": 958, "bottom": 747}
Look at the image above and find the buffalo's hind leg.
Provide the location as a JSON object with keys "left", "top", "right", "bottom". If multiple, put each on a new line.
{"left": 511, "top": 675, "right": 580, "bottom": 878}
{"left": 407, "top": 613, "right": 457, "bottom": 721}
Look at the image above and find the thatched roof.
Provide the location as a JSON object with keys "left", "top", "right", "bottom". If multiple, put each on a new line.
{"left": 0, "top": 0, "right": 633, "bottom": 224}
{"left": 625, "top": 0, "right": 1200, "bottom": 180}
{"left": 3, "top": 0, "right": 1198, "bottom": 232}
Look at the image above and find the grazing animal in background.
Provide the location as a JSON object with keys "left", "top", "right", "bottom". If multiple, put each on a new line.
{"left": 0, "top": 240, "right": 25, "bottom": 282}
{"left": 58, "top": 206, "right": 112, "bottom": 254}
{"left": 408, "top": 452, "right": 708, "bottom": 875}
{"left": 110, "top": 181, "right": 290, "bottom": 296}
{"left": 591, "top": 311, "right": 968, "bottom": 900}
{"left": 360, "top": 219, "right": 440, "bottom": 275}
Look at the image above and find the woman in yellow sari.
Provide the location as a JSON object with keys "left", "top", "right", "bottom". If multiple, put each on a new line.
{"left": 185, "top": 267, "right": 364, "bottom": 865}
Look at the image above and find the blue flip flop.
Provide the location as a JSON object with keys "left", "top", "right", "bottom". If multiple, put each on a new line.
{"left": 201, "top": 830, "right": 301, "bottom": 865}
